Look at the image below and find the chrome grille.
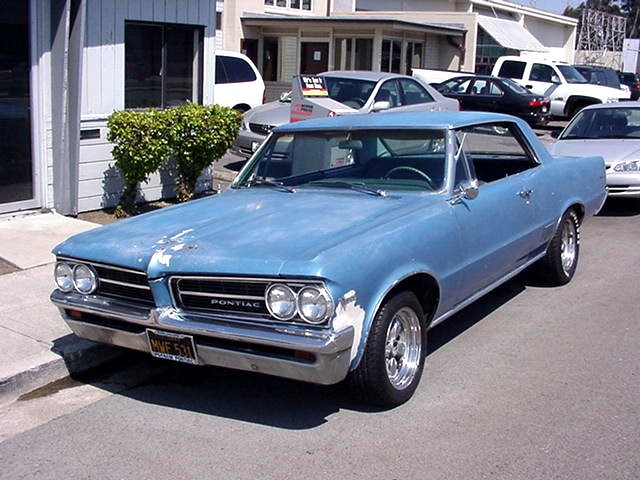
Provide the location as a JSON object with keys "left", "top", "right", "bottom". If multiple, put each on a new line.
{"left": 172, "top": 276, "right": 270, "bottom": 318}
{"left": 249, "top": 123, "right": 273, "bottom": 135}
{"left": 170, "top": 276, "right": 323, "bottom": 320}
{"left": 90, "top": 262, "right": 154, "bottom": 306}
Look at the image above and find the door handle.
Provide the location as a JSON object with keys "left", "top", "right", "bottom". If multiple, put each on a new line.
{"left": 518, "top": 188, "right": 534, "bottom": 198}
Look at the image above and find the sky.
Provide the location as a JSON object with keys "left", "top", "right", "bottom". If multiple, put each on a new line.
{"left": 510, "top": 0, "right": 581, "bottom": 14}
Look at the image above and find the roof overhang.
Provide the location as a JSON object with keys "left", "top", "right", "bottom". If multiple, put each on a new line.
{"left": 477, "top": 16, "right": 547, "bottom": 52}
{"left": 241, "top": 13, "right": 466, "bottom": 37}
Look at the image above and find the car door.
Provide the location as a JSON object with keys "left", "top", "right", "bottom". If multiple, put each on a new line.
{"left": 524, "top": 62, "right": 561, "bottom": 96}
{"left": 467, "top": 79, "right": 504, "bottom": 113}
{"left": 448, "top": 121, "right": 545, "bottom": 305}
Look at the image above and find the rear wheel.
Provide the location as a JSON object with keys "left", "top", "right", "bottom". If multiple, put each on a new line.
{"left": 347, "top": 291, "right": 427, "bottom": 407}
{"left": 537, "top": 209, "right": 580, "bottom": 285}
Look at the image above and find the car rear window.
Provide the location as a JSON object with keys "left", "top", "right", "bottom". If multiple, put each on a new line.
{"left": 215, "top": 55, "right": 257, "bottom": 84}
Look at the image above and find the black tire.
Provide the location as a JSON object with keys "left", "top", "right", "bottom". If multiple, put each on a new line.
{"left": 537, "top": 209, "right": 580, "bottom": 286}
{"left": 347, "top": 291, "right": 427, "bottom": 407}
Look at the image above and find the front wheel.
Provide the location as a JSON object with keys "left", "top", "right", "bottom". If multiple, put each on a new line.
{"left": 537, "top": 209, "right": 580, "bottom": 285}
{"left": 347, "top": 291, "right": 427, "bottom": 407}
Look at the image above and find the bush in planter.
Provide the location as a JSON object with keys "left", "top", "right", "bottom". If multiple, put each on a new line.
{"left": 106, "top": 109, "right": 170, "bottom": 215}
{"left": 166, "top": 102, "right": 241, "bottom": 202}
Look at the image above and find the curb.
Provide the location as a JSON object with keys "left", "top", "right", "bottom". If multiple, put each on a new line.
{"left": 0, "top": 339, "right": 125, "bottom": 406}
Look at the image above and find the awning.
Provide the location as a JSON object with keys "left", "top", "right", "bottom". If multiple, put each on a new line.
{"left": 477, "top": 16, "right": 547, "bottom": 52}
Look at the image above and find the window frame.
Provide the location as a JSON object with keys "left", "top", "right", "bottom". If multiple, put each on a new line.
{"left": 124, "top": 21, "right": 204, "bottom": 110}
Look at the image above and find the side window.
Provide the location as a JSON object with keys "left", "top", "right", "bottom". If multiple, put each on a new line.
{"left": 398, "top": 78, "right": 434, "bottom": 105}
{"left": 374, "top": 80, "right": 401, "bottom": 108}
{"left": 456, "top": 123, "right": 539, "bottom": 184}
{"left": 452, "top": 78, "right": 473, "bottom": 94}
{"left": 488, "top": 81, "right": 504, "bottom": 96}
{"left": 216, "top": 56, "right": 257, "bottom": 84}
{"left": 530, "top": 63, "right": 556, "bottom": 83}
{"left": 498, "top": 60, "right": 526, "bottom": 79}
{"left": 471, "top": 79, "right": 493, "bottom": 95}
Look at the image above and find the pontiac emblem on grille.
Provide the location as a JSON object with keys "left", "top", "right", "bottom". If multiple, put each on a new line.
{"left": 210, "top": 298, "right": 262, "bottom": 309}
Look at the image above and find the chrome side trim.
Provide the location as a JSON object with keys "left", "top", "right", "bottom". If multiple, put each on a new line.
{"left": 430, "top": 250, "right": 547, "bottom": 328}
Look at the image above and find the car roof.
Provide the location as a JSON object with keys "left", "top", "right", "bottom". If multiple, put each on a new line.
{"left": 320, "top": 70, "right": 408, "bottom": 82}
{"left": 580, "top": 101, "right": 640, "bottom": 111}
{"left": 273, "top": 111, "right": 521, "bottom": 132}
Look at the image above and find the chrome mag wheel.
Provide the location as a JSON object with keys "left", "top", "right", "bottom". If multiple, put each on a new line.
{"left": 385, "top": 306, "right": 422, "bottom": 390}
{"left": 560, "top": 216, "right": 578, "bottom": 275}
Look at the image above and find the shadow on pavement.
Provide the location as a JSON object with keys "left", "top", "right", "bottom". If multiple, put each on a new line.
{"left": 61, "top": 276, "right": 531, "bottom": 429}
{"left": 597, "top": 197, "right": 640, "bottom": 217}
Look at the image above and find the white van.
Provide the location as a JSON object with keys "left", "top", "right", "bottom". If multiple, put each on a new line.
{"left": 214, "top": 50, "right": 265, "bottom": 112}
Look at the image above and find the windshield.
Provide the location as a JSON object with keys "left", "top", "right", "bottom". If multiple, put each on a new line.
{"left": 323, "top": 77, "right": 377, "bottom": 109}
{"left": 235, "top": 129, "right": 448, "bottom": 192}
{"left": 560, "top": 107, "right": 640, "bottom": 139}
{"left": 557, "top": 65, "right": 587, "bottom": 84}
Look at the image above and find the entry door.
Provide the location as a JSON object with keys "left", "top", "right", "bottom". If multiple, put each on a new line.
{"left": 0, "top": 1, "right": 35, "bottom": 212}
{"left": 300, "top": 42, "right": 328, "bottom": 75}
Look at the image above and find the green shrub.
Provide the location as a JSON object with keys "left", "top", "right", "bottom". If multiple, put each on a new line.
{"left": 166, "top": 103, "right": 241, "bottom": 202}
{"left": 107, "top": 109, "right": 171, "bottom": 214}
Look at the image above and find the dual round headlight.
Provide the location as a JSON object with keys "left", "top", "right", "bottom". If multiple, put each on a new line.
{"left": 265, "top": 283, "right": 333, "bottom": 325}
{"left": 54, "top": 261, "right": 97, "bottom": 294}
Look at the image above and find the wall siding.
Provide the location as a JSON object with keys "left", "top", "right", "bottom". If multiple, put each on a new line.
{"left": 76, "top": 0, "right": 216, "bottom": 213}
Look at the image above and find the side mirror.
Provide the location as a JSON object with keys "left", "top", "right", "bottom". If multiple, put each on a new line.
{"left": 279, "top": 92, "right": 288, "bottom": 101}
{"left": 550, "top": 130, "right": 560, "bottom": 139}
{"left": 458, "top": 179, "right": 479, "bottom": 200}
{"left": 371, "top": 100, "right": 391, "bottom": 112}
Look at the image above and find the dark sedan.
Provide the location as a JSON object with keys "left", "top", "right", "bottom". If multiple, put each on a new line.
{"left": 436, "top": 75, "right": 551, "bottom": 125}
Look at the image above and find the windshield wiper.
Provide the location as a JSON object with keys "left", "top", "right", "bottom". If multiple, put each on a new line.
{"left": 236, "top": 178, "right": 296, "bottom": 193}
{"left": 306, "top": 180, "right": 387, "bottom": 197}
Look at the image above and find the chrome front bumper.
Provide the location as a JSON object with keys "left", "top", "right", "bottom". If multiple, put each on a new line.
{"left": 51, "top": 290, "right": 354, "bottom": 385}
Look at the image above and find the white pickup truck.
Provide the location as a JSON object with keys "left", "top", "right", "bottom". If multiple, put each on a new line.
{"left": 491, "top": 56, "right": 630, "bottom": 118}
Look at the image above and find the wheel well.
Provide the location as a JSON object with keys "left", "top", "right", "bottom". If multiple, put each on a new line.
{"left": 565, "top": 96, "right": 599, "bottom": 117}
{"left": 233, "top": 104, "right": 251, "bottom": 114}
{"left": 568, "top": 203, "right": 585, "bottom": 224}
{"left": 384, "top": 274, "right": 440, "bottom": 327}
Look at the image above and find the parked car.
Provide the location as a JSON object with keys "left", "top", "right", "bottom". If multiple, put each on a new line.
{"left": 574, "top": 65, "right": 623, "bottom": 90}
{"left": 492, "top": 56, "right": 630, "bottom": 118}
{"left": 232, "top": 91, "right": 293, "bottom": 157}
{"left": 548, "top": 102, "right": 640, "bottom": 198}
{"left": 232, "top": 70, "right": 458, "bottom": 157}
{"left": 214, "top": 50, "right": 264, "bottom": 112}
{"left": 617, "top": 71, "right": 640, "bottom": 100}
{"left": 435, "top": 75, "right": 551, "bottom": 125}
{"left": 51, "top": 111, "right": 606, "bottom": 407}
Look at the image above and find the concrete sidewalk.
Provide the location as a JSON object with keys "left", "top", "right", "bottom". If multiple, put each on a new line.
{"left": 0, "top": 211, "right": 123, "bottom": 406}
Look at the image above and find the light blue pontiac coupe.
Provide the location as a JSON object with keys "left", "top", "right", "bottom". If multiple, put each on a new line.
{"left": 51, "top": 112, "right": 606, "bottom": 407}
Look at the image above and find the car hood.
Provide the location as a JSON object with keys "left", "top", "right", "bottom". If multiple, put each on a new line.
{"left": 548, "top": 139, "right": 640, "bottom": 166}
{"left": 54, "top": 188, "right": 437, "bottom": 278}
{"left": 244, "top": 101, "right": 291, "bottom": 126}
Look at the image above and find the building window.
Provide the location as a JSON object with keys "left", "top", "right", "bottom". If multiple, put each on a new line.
{"left": 381, "top": 39, "right": 401, "bottom": 73}
{"left": 265, "top": 0, "right": 311, "bottom": 10}
{"left": 405, "top": 42, "right": 423, "bottom": 75}
{"left": 475, "top": 27, "right": 508, "bottom": 75}
{"left": 334, "top": 38, "right": 373, "bottom": 70}
{"left": 263, "top": 37, "right": 279, "bottom": 81}
{"left": 216, "top": 12, "right": 222, "bottom": 31}
{"left": 125, "top": 22, "right": 203, "bottom": 109}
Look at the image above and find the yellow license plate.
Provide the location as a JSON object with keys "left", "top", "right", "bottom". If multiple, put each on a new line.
{"left": 147, "top": 329, "right": 198, "bottom": 365}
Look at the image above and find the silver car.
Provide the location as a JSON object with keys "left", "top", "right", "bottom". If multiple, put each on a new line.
{"left": 548, "top": 102, "right": 640, "bottom": 198}
{"left": 232, "top": 71, "right": 459, "bottom": 157}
